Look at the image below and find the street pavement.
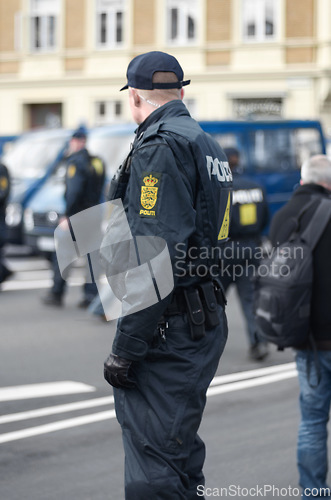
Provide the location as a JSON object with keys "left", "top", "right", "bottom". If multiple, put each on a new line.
{"left": 0, "top": 254, "right": 330, "bottom": 500}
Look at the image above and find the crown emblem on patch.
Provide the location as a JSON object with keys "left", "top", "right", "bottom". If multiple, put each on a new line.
{"left": 143, "top": 174, "right": 158, "bottom": 187}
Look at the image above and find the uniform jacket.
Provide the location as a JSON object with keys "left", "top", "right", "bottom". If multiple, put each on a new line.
{"left": 269, "top": 183, "right": 331, "bottom": 343}
{"left": 109, "top": 100, "right": 232, "bottom": 360}
{"left": 229, "top": 173, "right": 269, "bottom": 241}
{"left": 65, "top": 148, "right": 105, "bottom": 217}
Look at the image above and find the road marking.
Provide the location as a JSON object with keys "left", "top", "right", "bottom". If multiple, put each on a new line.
{"left": 1, "top": 278, "right": 84, "bottom": 291}
{"left": 0, "top": 381, "right": 95, "bottom": 402}
{"left": 0, "top": 364, "right": 298, "bottom": 444}
{"left": 0, "top": 410, "right": 116, "bottom": 444}
{"left": 0, "top": 396, "right": 114, "bottom": 424}
{"left": 207, "top": 369, "right": 298, "bottom": 397}
{"left": 210, "top": 362, "right": 296, "bottom": 386}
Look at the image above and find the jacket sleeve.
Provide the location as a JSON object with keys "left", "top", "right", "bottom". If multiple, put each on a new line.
{"left": 65, "top": 160, "right": 87, "bottom": 217}
{"left": 111, "top": 141, "right": 196, "bottom": 361}
{"left": 0, "top": 163, "right": 10, "bottom": 205}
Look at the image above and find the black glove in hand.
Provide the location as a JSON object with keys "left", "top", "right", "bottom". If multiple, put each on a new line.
{"left": 104, "top": 353, "right": 136, "bottom": 389}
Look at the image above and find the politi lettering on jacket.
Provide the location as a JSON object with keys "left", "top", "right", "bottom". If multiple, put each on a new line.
{"left": 232, "top": 188, "right": 264, "bottom": 205}
{"left": 206, "top": 156, "right": 232, "bottom": 183}
{"left": 139, "top": 172, "right": 162, "bottom": 218}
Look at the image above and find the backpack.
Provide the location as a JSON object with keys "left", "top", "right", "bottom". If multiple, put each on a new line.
{"left": 254, "top": 197, "right": 331, "bottom": 350}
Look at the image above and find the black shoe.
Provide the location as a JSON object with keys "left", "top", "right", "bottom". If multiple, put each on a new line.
{"left": 42, "top": 292, "right": 63, "bottom": 307}
{"left": 0, "top": 267, "right": 14, "bottom": 284}
{"left": 77, "top": 298, "right": 92, "bottom": 309}
{"left": 249, "top": 342, "right": 269, "bottom": 361}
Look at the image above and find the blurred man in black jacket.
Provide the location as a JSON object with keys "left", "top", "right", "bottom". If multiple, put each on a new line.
{"left": 269, "top": 155, "right": 331, "bottom": 499}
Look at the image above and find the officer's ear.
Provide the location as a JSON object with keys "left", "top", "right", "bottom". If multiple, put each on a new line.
{"left": 180, "top": 88, "right": 184, "bottom": 100}
{"left": 129, "top": 88, "right": 141, "bottom": 108}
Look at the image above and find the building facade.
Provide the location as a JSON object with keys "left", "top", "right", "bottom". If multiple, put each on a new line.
{"left": 0, "top": 0, "right": 331, "bottom": 134}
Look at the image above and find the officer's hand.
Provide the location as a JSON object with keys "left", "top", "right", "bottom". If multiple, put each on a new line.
{"left": 104, "top": 354, "right": 136, "bottom": 389}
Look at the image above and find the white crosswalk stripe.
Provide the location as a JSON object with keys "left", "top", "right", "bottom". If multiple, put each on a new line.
{"left": 0, "top": 363, "right": 297, "bottom": 445}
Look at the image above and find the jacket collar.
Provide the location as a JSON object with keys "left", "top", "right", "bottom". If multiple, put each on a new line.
{"left": 136, "top": 100, "right": 190, "bottom": 137}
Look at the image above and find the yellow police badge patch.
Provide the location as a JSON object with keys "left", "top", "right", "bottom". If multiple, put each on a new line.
{"left": 67, "top": 165, "right": 76, "bottom": 178}
{"left": 0, "top": 177, "right": 8, "bottom": 191}
{"left": 139, "top": 173, "right": 161, "bottom": 218}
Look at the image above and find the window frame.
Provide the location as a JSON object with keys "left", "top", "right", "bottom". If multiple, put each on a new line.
{"left": 30, "top": 0, "right": 59, "bottom": 53}
{"left": 242, "top": 0, "right": 277, "bottom": 43}
{"left": 166, "top": 0, "right": 198, "bottom": 46}
{"left": 96, "top": 0, "right": 125, "bottom": 49}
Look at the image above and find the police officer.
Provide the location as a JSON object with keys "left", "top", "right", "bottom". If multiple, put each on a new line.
{"left": 43, "top": 127, "right": 105, "bottom": 307}
{"left": 0, "top": 162, "right": 12, "bottom": 286}
{"left": 221, "top": 147, "right": 269, "bottom": 361}
{"left": 103, "top": 51, "right": 232, "bottom": 499}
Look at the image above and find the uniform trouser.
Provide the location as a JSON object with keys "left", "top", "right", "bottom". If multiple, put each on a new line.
{"left": 113, "top": 305, "right": 228, "bottom": 500}
{"left": 221, "top": 257, "right": 262, "bottom": 347}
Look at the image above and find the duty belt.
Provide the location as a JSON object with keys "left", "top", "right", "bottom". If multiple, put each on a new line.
{"left": 164, "top": 280, "right": 226, "bottom": 340}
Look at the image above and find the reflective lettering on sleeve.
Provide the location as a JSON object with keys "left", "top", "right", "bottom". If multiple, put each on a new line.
{"left": 239, "top": 203, "right": 257, "bottom": 226}
{"left": 218, "top": 192, "right": 231, "bottom": 240}
{"left": 206, "top": 156, "right": 232, "bottom": 183}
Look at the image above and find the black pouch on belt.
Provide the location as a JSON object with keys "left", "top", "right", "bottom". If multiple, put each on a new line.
{"left": 198, "top": 281, "right": 220, "bottom": 329}
{"left": 184, "top": 289, "right": 205, "bottom": 340}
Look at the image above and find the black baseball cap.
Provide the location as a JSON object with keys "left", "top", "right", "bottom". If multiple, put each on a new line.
{"left": 72, "top": 126, "right": 87, "bottom": 139}
{"left": 120, "top": 51, "right": 191, "bottom": 91}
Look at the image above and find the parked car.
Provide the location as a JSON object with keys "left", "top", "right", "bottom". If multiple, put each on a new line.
{"left": 0, "top": 135, "right": 18, "bottom": 157}
{"left": 23, "top": 119, "right": 326, "bottom": 254}
{"left": 3, "top": 128, "right": 72, "bottom": 244}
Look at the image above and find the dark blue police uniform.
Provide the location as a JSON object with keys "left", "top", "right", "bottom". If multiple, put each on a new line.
{"left": 50, "top": 145, "right": 105, "bottom": 303}
{"left": 221, "top": 172, "right": 269, "bottom": 359}
{"left": 105, "top": 99, "right": 232, "bottom": 499}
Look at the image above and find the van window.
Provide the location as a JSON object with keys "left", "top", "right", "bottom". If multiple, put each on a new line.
{"left": 248, "top": 128, "right": 323, "bottom": 172}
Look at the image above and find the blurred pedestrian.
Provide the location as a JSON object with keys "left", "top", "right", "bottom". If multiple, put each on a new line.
{"left": 221, "top": 147, "right": 269, "bottom": 361}
{"left": 42, "top": 126, "right": 105, "bottom": 307}
{"left": 0, "top": 162, "right": 13, "bottom": 286}
{"left": 103, "top": 51, "right": 232, "bottom": 499}
{"left": 269, "top": 155, "right": 331, "bottom": 499}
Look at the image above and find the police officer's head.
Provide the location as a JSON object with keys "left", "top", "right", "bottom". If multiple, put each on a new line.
{"left": 70, "top": 126, "right": 87, "bottom": 154}
{"left": 224, "top": 147, "right": 240, "bottom": 172}
{"left": 120, "top": 51, "right": 190, "bottom": 124}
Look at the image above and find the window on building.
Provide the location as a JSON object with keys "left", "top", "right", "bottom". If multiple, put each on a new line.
{"left": 95, "top": 100, "right": 123, "bottom": 125}
{"left": 30, "top": 0, "right": 59, "bottom": 52}
{"left": 242, "top": 0, "right": 276, "bottom": 42}
{"left": 96, "top": 0, "right": 125, "bottom": 48}
{"left": 233, "top": 97, "right": 283, "bottom": 118}
{"left": 167, "top": 0, "right": 197, "bottom": 45}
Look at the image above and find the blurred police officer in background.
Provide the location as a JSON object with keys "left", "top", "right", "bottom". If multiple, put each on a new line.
{"left": 221, "top": 147, "right": 269, "bottom": 361}
{"left": 42, "top": 126, "right": 105, "bottom": 307}
{"left": 103, "top": 51, "right": 232, "bottom": 499}
{"left": 0, "top": 162, "right": 12, "bottom": 287}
